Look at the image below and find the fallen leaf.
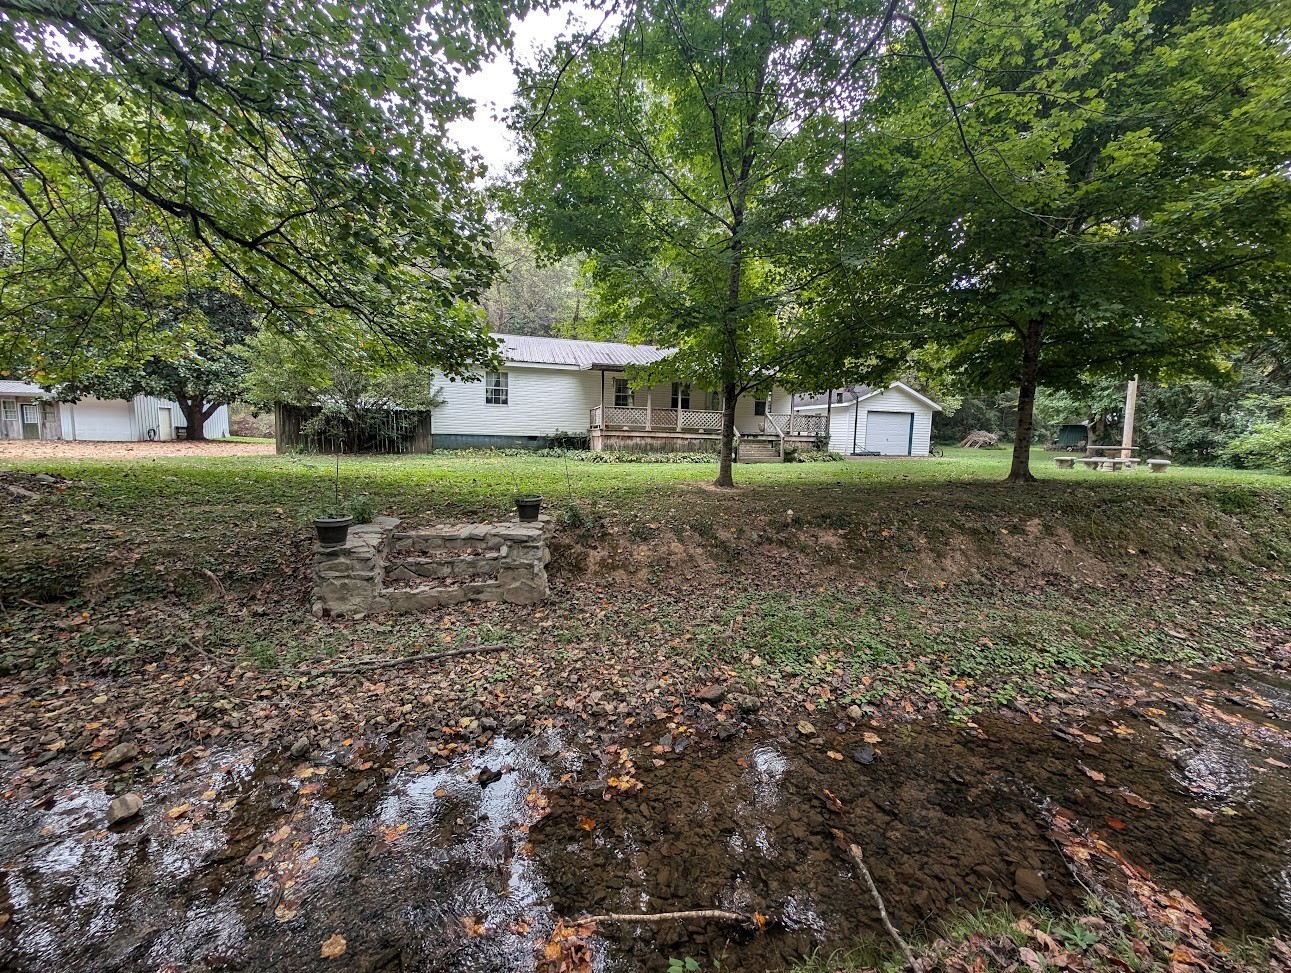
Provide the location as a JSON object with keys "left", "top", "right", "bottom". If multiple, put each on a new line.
{"left": 320, "top": 933, "right": 346, "bottom": 959}
{"left": 578, "top": 816, "right": 596, "bottom": 831}
{"left": 165, "top": 803, "right": 192, "bottom": 819}
{"left": 827, "top": 750, "right": 844, "bottom": 761}
{"left": 1121, "top": 791, "right": 1152, "bottom": 810}
{"left": 275, "top": 900, "right": 301, "bottom": 922}
{"left": 461, "top": 916, "right": 486, "bottom": 937}
{"left": 1083, "top": 767, "right": 1106, "bottom": 783}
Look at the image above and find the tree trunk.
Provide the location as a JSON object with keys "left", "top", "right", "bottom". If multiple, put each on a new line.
{"left": 715, "top": 382, "right": 738, "bottom": 488}
{"left": 1008, "top": 318, "right": 1044, "bottom": 483}
{"left": 180, "top": 398, "right": 208, "bottom": 441}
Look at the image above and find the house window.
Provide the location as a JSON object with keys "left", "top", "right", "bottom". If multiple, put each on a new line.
{"left": 41, "top": 402, "right": 55, "bottom": 420}
{"left": 671, "top": 383, "right": 690, "bottom": 409}
{"left": 754, "top": 398, "right": 767, "bottom": 416}
{"left": 614, "top": 378, "right": 634, "bottom": 407}
{"left": 1, "top": 400, "right": 15, "bottom": 421}
{"left": 484, "top": 371, "right": 508, "bottom": 405}
{"left": 709, "top": 391, "right": 722, "bottom": 411}
{"left": 835, "top": 391, "right": 844, "bottom": 403}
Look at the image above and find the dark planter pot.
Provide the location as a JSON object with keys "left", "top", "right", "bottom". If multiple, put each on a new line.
{"left": 314, "top": 516, "right": 353, "bottom": 546}
{"left": 515, "top": 495, "right": 543, "bottom": 522}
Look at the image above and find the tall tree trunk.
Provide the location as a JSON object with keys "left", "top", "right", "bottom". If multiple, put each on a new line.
{"left": 1008, "top": 318, "right": 1044, "bottom": 483}
{"left": 715, "top": 382, "right": 738, "bottom": 488}
{"left": 180, "top": 398, "right": 208, "bottom": 441}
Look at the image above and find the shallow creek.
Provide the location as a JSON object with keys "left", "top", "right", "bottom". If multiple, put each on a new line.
{"left": 1, "top": 668, "right": 1289, "bottom": 972}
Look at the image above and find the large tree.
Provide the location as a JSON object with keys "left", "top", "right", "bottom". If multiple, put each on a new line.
{"left": 0, "top": 0, "right": 514, "bottom": 380}
{"left": 837, "top": 0, "right": 1291, "bottom": 481}
{"left": 55, "top": 282, "right": 255, "bottom": 440}
{"left": 509, "top": 0, "right": 881, "bottom": 486}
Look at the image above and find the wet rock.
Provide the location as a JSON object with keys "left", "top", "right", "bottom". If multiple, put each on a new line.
{"left": 851, "top": 747, "right": 876, "bottom": 765}
{"left": 796, "top": 720, "right": 816, "bottom": 737}
{"left": 106, "top": 792, "right": 143, "bottom": 825}
{"left": 477, "top": 767, "right": 503, "bottom": 787}
{"left": 353, "top": 778, "right": 374, "bottom": 796}
{"left": 101, "top": 742, "right": 138, "bottom": 768}
{"left": 730, "top": 694, "right": 761, "bottom": 714}
{"left": 505, "top": 715, "right": 527, "bottom": 733}
{"left": 289, "top": 736, "right": 312, "bottom": 759}
{"left": 695, "top": 684, "right": 726, "bottom": 705}
{"left": 846, "top": 704, "right": 865, "bottom": 722}
{"left": 1014, "top": 867, "right": 1049, "bottom": 904}
{"left": 716, "top": 724, "right": 740, "bottom": 741}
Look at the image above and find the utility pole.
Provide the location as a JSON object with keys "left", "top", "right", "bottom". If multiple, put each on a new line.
{"left": 1121, "top": 375, "right": 1139, "bottom": 460}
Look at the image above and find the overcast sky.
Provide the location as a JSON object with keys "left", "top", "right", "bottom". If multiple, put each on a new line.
{"left": 448, "top": 5, "right": 596, "bottom": 177}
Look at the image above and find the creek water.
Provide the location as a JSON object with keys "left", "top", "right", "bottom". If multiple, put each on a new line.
{"left": 1, "top": 669, "right": 1288, "bottom": 972}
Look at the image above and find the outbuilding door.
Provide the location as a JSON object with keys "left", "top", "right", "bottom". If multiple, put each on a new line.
{"left": 864, "top": 410, "right": 914, "bottom": 455}
{"left": 20, "top": 403, "right": 40, "bottom": 439}
{"left": 158, "top": 407, "right": 175, "bottom": 441}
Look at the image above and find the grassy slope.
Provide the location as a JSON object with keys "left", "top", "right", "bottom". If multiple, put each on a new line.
{"left": 2, "top": 447, "right": 1288, "bottom": 717}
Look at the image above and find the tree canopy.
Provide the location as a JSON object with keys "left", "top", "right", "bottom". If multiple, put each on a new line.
{"left": 509, "top": 0, "right": 885, "bottom": 485}
{"left": 0, "top": 0, "right": 516, "bottom": 380}
{"left": 836, "top": 0, "right": 1291, "bottom": 480}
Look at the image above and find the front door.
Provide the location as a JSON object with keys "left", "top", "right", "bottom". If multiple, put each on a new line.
{"left": 20, "top": 403, "right": 40, "bottom": 439}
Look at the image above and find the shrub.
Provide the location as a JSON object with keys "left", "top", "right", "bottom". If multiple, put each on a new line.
{"left": 1224, "top": 418, "right": 1291, "bottom": 474}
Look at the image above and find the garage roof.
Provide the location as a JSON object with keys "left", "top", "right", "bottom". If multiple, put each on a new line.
{"left": 793, "top": 382, "right": 942, "bottom": 412}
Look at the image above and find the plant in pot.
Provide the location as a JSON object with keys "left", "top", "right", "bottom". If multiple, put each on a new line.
{"left": 311, "top": 454, "right": 376, "bottom": 545}
{"left": 515, "top": 493, "right": 543, "bottom": 522}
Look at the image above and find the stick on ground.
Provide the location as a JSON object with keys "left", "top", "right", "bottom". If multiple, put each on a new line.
{"left": 579, "top": 909, "right": 752, "bottom": 926}
{"left": 848, "top": 843, "right": 917, "bottom": 968}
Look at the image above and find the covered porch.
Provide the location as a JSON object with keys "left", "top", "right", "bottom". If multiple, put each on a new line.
{"left": 586, "top": 370, "right": 826, "bottom": 456}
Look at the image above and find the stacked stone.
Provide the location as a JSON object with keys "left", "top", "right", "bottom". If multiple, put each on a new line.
{"left": 311, "top": 517, "right": 398, "bottom": 618}
{"left": 384, "top": 515, "right": 553, "bottom": 611}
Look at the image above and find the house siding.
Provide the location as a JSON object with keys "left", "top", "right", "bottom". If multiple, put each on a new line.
{"left": 430, "top": 365, "right": 791, "bottom": 449}
{"left": 431, "top": 365, "right": 603, "bottom": 441}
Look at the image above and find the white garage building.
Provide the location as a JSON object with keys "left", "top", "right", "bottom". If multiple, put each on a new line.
{"left": 0, "top": 380, "right": 229, "bottom": 442}
{"left": 792, "top": 382, "right": 942, "bottom": 456}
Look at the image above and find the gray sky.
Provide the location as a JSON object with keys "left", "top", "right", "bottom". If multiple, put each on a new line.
{"left": 449, "top": 5, "right": 596, "bottom": 177}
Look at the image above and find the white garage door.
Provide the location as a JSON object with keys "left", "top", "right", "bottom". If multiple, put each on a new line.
{"left": 70, "top": 398, "right": 134, "bottom": 441}
{"left": 865, "top": 410, "right": 913, "bottom": 455}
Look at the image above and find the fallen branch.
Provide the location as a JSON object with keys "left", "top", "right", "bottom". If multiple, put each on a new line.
{"left": 847, "top": 843, "right": 917, "bottom": 968}
{"left": 579, "top": 909, "right": 754, "bottom": 927}
{"left": 306, "top": 644, "right": 509, "bottom": 677}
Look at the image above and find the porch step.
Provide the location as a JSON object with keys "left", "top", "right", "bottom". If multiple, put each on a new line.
{"left": 737, "top": 439, "right": 782, "bottom": 464}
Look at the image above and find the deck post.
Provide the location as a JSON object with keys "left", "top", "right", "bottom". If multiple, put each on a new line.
{"left": 600, "top": 370, "right": 606, "bottom": 425}
{"left": 645, "top": 387, "right": 652, "bottom": 430}
{"left": 676, "top": 385, "right": 683, "bottom": 431}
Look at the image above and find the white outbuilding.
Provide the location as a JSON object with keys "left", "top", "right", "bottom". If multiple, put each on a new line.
{"left": 791, "top": 382, "right": 943, "bottom": 456}
{"left": 0, "top": 380, "right": 229, "bottom": 442}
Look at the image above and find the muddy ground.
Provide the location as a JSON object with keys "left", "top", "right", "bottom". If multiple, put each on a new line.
{"left": 1, "top": 664, "right": 1288, "bottom": 973}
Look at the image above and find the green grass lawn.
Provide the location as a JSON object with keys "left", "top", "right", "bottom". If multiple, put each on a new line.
{"left": 2, "top": 445, "right": 1288, "bottom": 718}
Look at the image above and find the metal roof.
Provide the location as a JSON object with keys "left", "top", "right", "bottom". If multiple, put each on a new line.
{"left": 496, "top": 333, "right": 671, "bottom": 370}
{"left": 0, "top": 380, "right": 49, "bottom": 398}
{"left": 791, "top": 386, "right": 874, "bottom": 409}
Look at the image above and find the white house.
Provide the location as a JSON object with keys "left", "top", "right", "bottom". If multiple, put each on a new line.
{"left": 0, "top": 380, "right": 229, "bottom": 442}
{"left": 791, "top": 382, "right": 942, "bottom": 456}
{"left": 429, "top": 334, "right": 827, "bottom": 458}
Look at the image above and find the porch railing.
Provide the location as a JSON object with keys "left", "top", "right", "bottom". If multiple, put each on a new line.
{"left": 590, "top": 405, "right": 726, "bottom": 432}
{"left": 770, "top": 413, "right": 827, "bottom": 437}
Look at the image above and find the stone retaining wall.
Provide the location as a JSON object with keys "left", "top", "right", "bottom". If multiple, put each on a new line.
{"left": 311, "top": 515, "right": 553, "bottom": 618}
